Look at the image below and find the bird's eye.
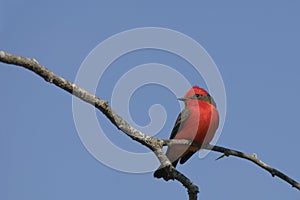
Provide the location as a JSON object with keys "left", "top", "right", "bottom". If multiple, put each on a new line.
{"left": 195, "top": 94, "right": 201, "bottom": 98}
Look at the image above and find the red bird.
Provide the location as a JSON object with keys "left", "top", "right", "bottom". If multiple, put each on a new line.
{"left": 154, "top": 86, "right": 219, "bottom": 179}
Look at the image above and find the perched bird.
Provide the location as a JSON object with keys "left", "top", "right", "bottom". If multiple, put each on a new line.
{"left": 154, "top": 86, "right": 219, "bottom": 179}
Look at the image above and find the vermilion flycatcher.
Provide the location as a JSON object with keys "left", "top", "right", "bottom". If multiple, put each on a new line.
{"left": 154, "top": 86, "right": 219, "bottom": 179}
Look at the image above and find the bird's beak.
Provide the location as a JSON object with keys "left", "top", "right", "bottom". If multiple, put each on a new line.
{"left": 177, "top": 97, "right": 188, "bottom": 101}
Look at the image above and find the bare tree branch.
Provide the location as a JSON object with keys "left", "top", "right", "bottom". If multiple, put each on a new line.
{"left": 208, "top": 144, "right": 300, "bottom": 190}
{"left": 164, "top": 139, "right": 300, "bottom": 190}
{"left": 0, "top": 51, "right": 199, "bottom": 199}
{"left": 1, "top": 50, "right": 299, "bottom": 199}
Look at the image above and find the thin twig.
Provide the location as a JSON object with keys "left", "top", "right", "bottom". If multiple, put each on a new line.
{"left": 208, "top": 144, "right": 300, "bottom": 190}
{"left": 162, "top": 139, "right": 300, "bottom": 190}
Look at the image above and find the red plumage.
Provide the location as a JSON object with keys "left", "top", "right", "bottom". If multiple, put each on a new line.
{"left": 154, "top": 86, "right": 219, "bottom": 179}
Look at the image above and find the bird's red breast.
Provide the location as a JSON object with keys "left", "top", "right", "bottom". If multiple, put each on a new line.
{"left": 175, "top": 100, "right": 218, "bottom": 144}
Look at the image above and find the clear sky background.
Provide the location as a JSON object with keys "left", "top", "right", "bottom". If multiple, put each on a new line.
{"left": 1, "top": 1, "right": 300, "bottom": 200}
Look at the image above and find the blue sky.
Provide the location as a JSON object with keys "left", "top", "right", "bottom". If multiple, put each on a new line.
{"left": 1, "top": 1, "right": 299, "bottom": 199}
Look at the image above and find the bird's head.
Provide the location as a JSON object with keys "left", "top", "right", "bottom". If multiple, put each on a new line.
{"left": 178, "top": 86, "right": 216, "bottom": 107}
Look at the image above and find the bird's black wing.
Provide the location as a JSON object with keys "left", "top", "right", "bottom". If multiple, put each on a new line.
{"left": 154, "top": 108, "right": 191, "bottom": 178}
{"left": 169, "top": 107, "right": 190, "bottom": 139}
{"left": 171, "top": 108, "right": 199, "bottom": 165}
{"left": 178, "top": 109, "right": 197, "bottom": 164}
{"left": 169, "top": 108, "right": 194, "bottom": 166}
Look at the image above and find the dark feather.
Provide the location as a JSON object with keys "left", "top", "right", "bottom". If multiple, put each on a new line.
{"left": 154, "top": 108, "right": 191, "bottom": 178}
{"left": 169, "top": 108, "right": 190, "bottom": 139}
{"left": 179, "top": 151, "right": 196, "bottom": 164}
{"left": 167, "top": 108, "right": 190, "bottom": 167}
